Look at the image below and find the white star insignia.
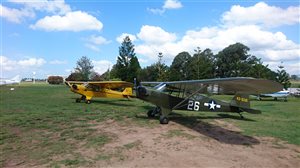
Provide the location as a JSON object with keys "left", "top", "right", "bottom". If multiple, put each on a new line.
{"left": 204, "top": 100, "right": 221, "bottom": 110}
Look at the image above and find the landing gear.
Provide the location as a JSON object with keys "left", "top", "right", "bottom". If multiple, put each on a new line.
{"left": 86, "top": 100, "right": 91, "bottom": 104}
{"left": 238, "top": 112, "right": 244, "bottom": 119}
{"left": 159, "top": 116, "right": 169, "bottom": 124}
{"left": 147, "top": 106, "right": 161, "bottom": 118}
{"left": 75, "top": 95, "right": 86, "bottom": 103}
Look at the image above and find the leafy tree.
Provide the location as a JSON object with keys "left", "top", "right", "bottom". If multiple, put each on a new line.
{"left": 156, "top": 53, "right": 169, "bottom": 81}
{"left": 47, "top": 76, "right": 64, "bottom": 84}
{"left": 75, "top": 56, "right": 94, "bottom": 81}
{"left": 245, "top": 58, "right": 277, "bottom": 80}
{"left": 115, "top": 36, "right": 141, "bottom": 82}
{"left": 89, "top": 72, "right": 103, "bottom": 81}
{"left": 276, "top": 65, "right": 291, "bottom": 89}
{"left": 291, "top": 75, "right": 299, "bottom": 80}
{"left": 215, "top": 43, "right": 252, "bottom": 78}
{"left": 66, "top": 72, "right": 84, "bottom": 81}
{"left": 139, "top": 64, "right": 159, "bottom": 81}
{"left": 169, "top": 51, "right": 192, "bottom": 81}
{"left": 189, "top": 48, "right": 215, "bottom": 79}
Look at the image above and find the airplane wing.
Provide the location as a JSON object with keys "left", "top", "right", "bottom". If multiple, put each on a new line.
{"left": 142, "top": 77, "right": 283, "bottom": 94}
{"left": 87, "top": 81, "right": 133, "bottom": 89}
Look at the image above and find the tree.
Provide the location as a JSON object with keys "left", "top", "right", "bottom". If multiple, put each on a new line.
{"left": 189, "top": 48, "right": 215, "bottom": 79}
{"left": 47, "top": 76, "right": 64, "bottom": 84}
{"left": 215, "top": 43, "right": 252, "bottom": 78}
{"left": 245, "top": 58, "right": 277, "bottom": 80}
{"left": 169, "top": 51, "right": 192, "bottom": 81}
{"left": 75, "top": 56, "right": 94, "bottom": 81}
{"left": 156, "top": 53, "right": 169, "bottom": 81}
{"left": 115, "top": 36, "right": 141, "bottom": 82}
{"left": 66, "top": 72, "right": 84, "bottom": 81}
{"left": 139, "top": 64, "right": 159, "bottom": 81}
{"left": 276, "top": 65, "right": 291, "bottom": 89}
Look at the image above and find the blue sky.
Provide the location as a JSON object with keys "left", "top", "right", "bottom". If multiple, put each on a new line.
{"left": 1, "top": 0, "right": 299, "bottom": 79}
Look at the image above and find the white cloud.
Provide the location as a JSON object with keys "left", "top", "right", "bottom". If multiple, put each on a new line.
{"left": 9, "top": 0, "right": 71, "bottom": 15}
{"left": 85, "top": 44, "right": 100, "bottom": 52}
{"left": 148, "top": 0, "right": 183, "bottom": 14}
{"left": 1, "top": 56, "right": 46, "bottom": 71}
{"left": 86, "top": 35, "right": 110, "bottom": 45}
{"left": 137, "top": 25, "right": 176, "bottom": 45}
{"left": 116, "top": 33, "right": 137, "bottom": 43}
{"left": 30, "top": 11, "right": 103, "bottom": 32}
{"left": 222, "top": 2, "right": 300, "bottom": 28}
{"left": 163, "top": 0, "right": 183, "bottom": 9}
{"left": 49, "top": 60, "right": 67, "bottom": 64}
{"left": 1, "top": 0, "right": 71, "bottom": 23}
{"left": 92, "top": 60, "right": 113, "bottom": 75}
{"left": 134, "top": 25, "right": 300, "bottom": 63}
{"left": 0, "top": 4, "right": 34, "bottom": 23}
{"left": 264, "top": 61, "right": 300, "bottom": 75}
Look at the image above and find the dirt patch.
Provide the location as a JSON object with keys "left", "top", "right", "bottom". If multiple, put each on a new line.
{"left": 78, "top": 119, "right": 300, "bottom": 168}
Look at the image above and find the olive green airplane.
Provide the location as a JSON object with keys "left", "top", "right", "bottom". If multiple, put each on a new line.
{"left": 136, "top": 77, "right": 283, "bottom": 124}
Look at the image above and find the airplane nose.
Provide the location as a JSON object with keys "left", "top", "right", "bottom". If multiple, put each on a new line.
{"left": 72, "top": 84, "right": 78, "bottom": 90}
{"left": 136, "top": 86, "right": 148, "bottom": 98}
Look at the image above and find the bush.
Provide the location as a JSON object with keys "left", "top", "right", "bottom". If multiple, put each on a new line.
{"left": 65, "top": 72, "right": 84, "bottom": 81}
{"left": 47, "top": 76, "right": 64, "bottom": 84}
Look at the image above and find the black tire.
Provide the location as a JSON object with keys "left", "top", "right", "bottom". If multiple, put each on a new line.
{"left": 159, "top": 116, "right": 169, "bottom": 124}
{"left": 147, "top": 110, "right": 155, "bottom": 118}
{"left": 86, "top": 100, "right": 91, "bottom": 104}
{"left": 76, "top": 98, "right": 81, "bottom": 103}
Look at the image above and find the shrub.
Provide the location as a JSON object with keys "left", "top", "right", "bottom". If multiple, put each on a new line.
{"left": 47, "top": 76, "right": 64, "bottom": 84}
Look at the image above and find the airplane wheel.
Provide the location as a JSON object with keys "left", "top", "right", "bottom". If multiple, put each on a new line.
{"left": 159, "top": 116, "right": 169, "bottom": 124}
{"left": 76, "top": 98, "right": 81, "bottom": 103}
{"left": 147, "top": 110, "right": 155, "bottom": 118}
{"left": 86, "top": 100, "right": 91, "bottom": 104}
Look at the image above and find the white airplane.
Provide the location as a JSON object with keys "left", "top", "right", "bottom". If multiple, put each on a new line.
{"left": 0, "top": 75, "right": 21, "bottom": 85}
{"left": 258, "top": 90, "right": 289, "bottom": 101}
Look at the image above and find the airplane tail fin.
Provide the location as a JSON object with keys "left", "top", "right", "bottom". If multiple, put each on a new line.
{"left": 122, "top": 87, "right": 133, "bottom": 96}
{"left": 230, "top": 94, "right": 261, "bottom": 114}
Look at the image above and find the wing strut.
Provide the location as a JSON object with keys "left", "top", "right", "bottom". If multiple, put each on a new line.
{"left": 172, "top": 84, "right": 208, "bottom": 110}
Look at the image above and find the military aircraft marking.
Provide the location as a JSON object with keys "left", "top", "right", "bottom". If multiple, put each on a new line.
{"left": 204, "top": 100, "right": 221, "bottom": 110}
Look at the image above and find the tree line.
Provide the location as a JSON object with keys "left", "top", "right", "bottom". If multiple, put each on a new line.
{"left": 66, "top": 36, "right": 292, "bottom": 89}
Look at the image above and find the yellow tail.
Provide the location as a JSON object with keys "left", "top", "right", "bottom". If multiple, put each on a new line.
{"left": 122, "top": 87, "right": 133, "bottom": 96}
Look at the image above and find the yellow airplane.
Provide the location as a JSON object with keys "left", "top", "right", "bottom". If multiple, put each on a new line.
{"left": 65, "top": 81, "right": 133, "bottom": 104}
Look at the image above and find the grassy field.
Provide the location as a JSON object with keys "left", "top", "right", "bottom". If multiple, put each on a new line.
{"left": 0, "top": 83, "right": 299, "bottom": 167}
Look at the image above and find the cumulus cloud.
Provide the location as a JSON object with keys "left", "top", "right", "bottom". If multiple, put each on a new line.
{"left": 84, "top": 35, "right": 110, "bottom": 52}
{"left": 9, "top": 0, "right": 71, "bottom": 15}
{"left": 30, "top": 11, "right": 103, "bottom": 32}
{"left": 116, "top": 33, "right": 137, "bottom": 43}
{"left": 134, "top": 25, "right": 300, "bottom": 63}
{"left": 0, "top": 4, "right": 35, "bottom": 23}
{"left": 1, "top": 0, "right": 71, "bottom": 23}
{"left": 92, "top": 60, "right": 113, "bottom": 75}
{"left": 86, "top": 35, "right": 110, "bottom": 45}
{"left": 222, "top": 2, "right": 300, "bottom": 28}
{"left": 49, "top": 60, "right": 67, "bottom": 64}
{"left": 137, "top": 25, "right": 176, "bottom": 44}
{"left": 1, "top": 56, "right": 46, "bottom": 71}
{"left": 148, "top": 0, "right": 183, "bottom": 14}
{"left": 163, "top": 0, "right": 183, "bottom": 9}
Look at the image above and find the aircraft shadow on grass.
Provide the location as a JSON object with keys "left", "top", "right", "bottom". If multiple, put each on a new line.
{"left": 136, "top": 112, "right": 260, "bottom": 145}
{"left": 71, "top": 98, "right": 133, "bottom": 107}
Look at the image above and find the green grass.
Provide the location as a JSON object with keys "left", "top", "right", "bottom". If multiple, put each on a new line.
{"left": 0, "top": 83, "right": 300, "bottom": 167}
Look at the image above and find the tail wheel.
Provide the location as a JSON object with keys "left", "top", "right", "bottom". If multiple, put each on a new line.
{"left": 86, "top": 100, "right": 91, "bottom": 104}
{"left": 159, "top": 116, "right": 169, "bottom": 124}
